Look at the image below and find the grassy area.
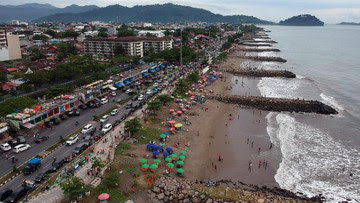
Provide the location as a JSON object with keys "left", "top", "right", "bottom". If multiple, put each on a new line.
{"left": 0, "top": 165, "right": 25, "bottom": 186}
{"left": 136, "top": 127, "right": 163, "bottom": 145}
{"left": 195, "top": 185, "right": 247, "bottom": 202}
{"left": 115, "top": 143, "right": 132, "bottom": 155}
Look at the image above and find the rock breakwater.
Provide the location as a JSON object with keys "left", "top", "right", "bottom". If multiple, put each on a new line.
{"left": 238, "top": 48, "right": 281, "bottom": 52}
{"left": 238, "top": 56, "right": 287, "bottom": 62}
{"left": 225, "top": 68, "right": 296, "bottom": 78}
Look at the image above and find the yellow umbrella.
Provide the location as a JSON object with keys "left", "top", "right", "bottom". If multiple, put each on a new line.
{"left": 174, "top": 123, "right": 183, "bottom": 128}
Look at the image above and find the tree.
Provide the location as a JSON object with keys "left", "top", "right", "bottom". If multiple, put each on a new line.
{"left": 113, "top": 44, "right": 125, "bottom": 56}
{"left": 117, "top": 28, "right": 135, "bottom": 37}
{"left": 29, "top": 48, "right": 45, "bottom": 61}
{"left": 145, "top": 32, "right": 156, "bottom": 37}
{"left": 175, "top": 79, "right": 189, "bottom": 96}
{"left": 147, "top": 99, "right": 161, "bottom": 114}
{"left": 201, "top": 58, "right": 208, "bottom": 65}
{"left": 45, "top": 30, "right": 57, "bottom": 38}
{"left": 112, "top": 55, "right": 131, "bottom": 65}
{"left": 32, "top": 34, "right": 49, "bottom": 41}
{"left": 63, "top": 30, "right": 79, "bottom": 39}
{"left": 91, "top": 157, "right": 104, "bottom": 171}
{"left": 57, "top": 42, "right": 77, "bottom": 61}
{"left": 164, "top": 30, "right": 172, "bottom": 36}
{"left": 0, "top": 72, "right": 8, "bottom": 84}
{"left": 187, "top": 71, "right": 200, "bottom": 84}
{"left": 98, "top": 31, "right": 108, "bottom": 38}
{"left": 0, "top": 96, "right": 36, "bottom": 117}
{"left": 124, "top": 118, "right": 142, "bottom": 136}
{"left": 157, "top": 94, "right": 173, "bottom": 105}
{"left": 60, "top": 176, "right": 86, "bottom": 199}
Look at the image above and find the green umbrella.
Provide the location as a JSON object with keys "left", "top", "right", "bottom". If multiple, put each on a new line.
{"left": 154, "top": 159, "right": 161, "bottom": 163}
{"left": 170, "top": 154, "right": 177, "bottom": 159}
{"left": 167, "top": 163, "right": 174, "bottom": 168}
{"left": 142, "top": 164, "right": 149, "bottom": 168}
{"left": 140, "top": 158, "right": 147, "bottom": 164}
{"left": 177, "top": 168, "right": 184, "bottom": 174}
{"left": 176, "top": 161, "right": 184, "bottom": 166}
{"left": 165, "top": 157, "right": 172, "bottom": 163}
{"left": 149, "top": 164, "right": 158, "bottom": 170}
{"left": 160, "top": 134, "right": 166, "bottom": 139}
{"left": 179, "top": 155, "right": 186, "bottom": 160}
{"left": 180, "top": 151, "right": 187, "bottom": 155}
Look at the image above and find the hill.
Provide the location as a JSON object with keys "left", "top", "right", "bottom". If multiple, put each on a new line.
{"left": 338, "top": 22, "right": 360, "bottom": 26}
{"left": 35, "top": 3, "right": 273, "bottom": 24}
{"left": 279, "top": 14, "right": 324, "bottom": 26}
{"left": 0, "top": 3, "right": 99, "bottom": 22}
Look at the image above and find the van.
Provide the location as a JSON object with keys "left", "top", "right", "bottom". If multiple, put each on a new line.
{"left": 73, "top": 143, "right": 89, "bottom": 155}
{"left": 81, "top": 124, "right": 94, "bottom": 134}
{"left": 6, "top": 187, "right": 28, "bottom": 203}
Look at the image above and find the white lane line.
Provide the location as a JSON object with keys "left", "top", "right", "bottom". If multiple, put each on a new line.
{"left": 65, "top": 123, "right": 72, "bottom": 128}
{"left": 48, "top": 133, "right": 55, "bottom": 137}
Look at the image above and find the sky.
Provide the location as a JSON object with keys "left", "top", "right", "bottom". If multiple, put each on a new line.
{"left": 1, "top": 0, "right": 360, "bottom": 23}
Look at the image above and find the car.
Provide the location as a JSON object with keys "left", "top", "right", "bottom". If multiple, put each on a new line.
{"left": 110, "top": 91, "right": 116, "bottom": 97}
{"left": 0, "top": 143, "right": 11, "bottom": 152}
{"left": 125, "top": 89, "right": 132, "bottom": 94}
{"left": 7, "top": 140, "right": 18, "bottom": 147}
{"left": 66, "top": 136, "right": 79, "bottom": 146}
{"left": 138, "top": 94, "right": 144, "bottom": 101}
{"left": 65, "top": 110, "right": 74, "bottom": 117}
{"left": 111, "top": 109, "right": 119, "bottom": 116}
{"left": 34, "top": 136, "right": 49, "bottom": 143}
{"left": 74, "top": 110, "right": 80, "bottom": 116}
{"left": 82, "top": 124, "right": 94, "bottom": 134}
{"left": 131, "top": 95, "right": 138, "bottom": 101}
{"left": 146, "top": 89, "right": 152, "bottom": 95}
{"left": 13, "top": 144, "right": 30, "bottom": 153}
{"left": 73, "top": 143, "right": 89, "bottom": 155}
{"left": 125, "top": 103, "right": 132, "bottom": 109}
{"left": 16, "top": 136, "right": 26, "bottom": 144}
{"left": 49, "top": 159, "right": 66, "bottom": 172}
{"left": 78, "top": 104, "right": 87, "bottom": 110}
{"left": 153, "top": 83, "right": 158, "bottom": 87}
{"left": 101, "top": 123, "right": 112, "bottom": 134}
{"left": 34, "top": 173, "right": 45, "bottom": 183}
{"left": 59, "top": 114, "right": 67, "bottom": 120}
{"left": 100, "top": 115, "right": 109, "bottom": 123}
{"left": 52, "top": 118, "right": 61, "bottom": 125}
{"left": 83, "top": 135, "right": 93, "bottom": 145}
{"left": 6, "top": 187, "right": 28, "bottom": 203}
{"left": 100, "top": 98, "right": 108, "bottom": 104}
{"left": 0, "top": 188, "right": 12, "bottom": 201}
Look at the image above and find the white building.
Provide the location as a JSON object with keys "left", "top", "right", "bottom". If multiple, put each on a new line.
{"left": 0, "top": 28, "right": 22, "bottom": 61}
{"left": 138, "top": 30, "right": 165, "bottom": 38}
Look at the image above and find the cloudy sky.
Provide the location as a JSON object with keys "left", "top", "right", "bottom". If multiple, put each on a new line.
{"left": 2, "top": 0, "right": 360, "bottom": 23}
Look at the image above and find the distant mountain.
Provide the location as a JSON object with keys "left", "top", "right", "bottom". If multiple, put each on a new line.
{"left": 35, "top": 3, "right": 273, "bottom": 24}
{"left": 0, "top": 3, "right": 99, "bottom": 22}
{"left": 279, "top": 14, "right": 324, "bottom": 26}
{"left": 338, "top": 22, "right": 360, "bottom": 26}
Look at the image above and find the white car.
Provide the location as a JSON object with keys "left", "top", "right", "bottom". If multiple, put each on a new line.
{"left": 153, "top": 83, "right": 158, "bottom": 87}
{"left": 110, "top": 91, "right": 116, "bottom": 97}
{"left": 66, "top": 136, "right": 79, "bottom": 146}
{"left": 100, "top": 115, "right": 109, "bottom": 123}
{"left": 126, "top": 89, "right": 132, "bottom": 94}
{"left": 13, "top": 144, "right": 30, "bottom": 153}
{"left": 138, "top": 94, "right": 144, "bottom": 101}
{"left": 0, "top": 143, "right": 11, "bottom": 151}
{"left": 100, "top": 98, "right": 109, "bottom": 104}
{"left": 101, "top": 123, "right": 113, "bottom": 134}
{"left": 111, "top": 109, "right": 119, "bottom": 116}
{"left": 146, "top": 89, "right": 152, "bottom": 95}
{"left": 82, "top": 124, "right": 94, "bottom": 134}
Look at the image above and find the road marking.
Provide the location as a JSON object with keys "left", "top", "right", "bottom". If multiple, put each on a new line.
{"left": 48, "top": 133, "right": 55, "bottom": 137}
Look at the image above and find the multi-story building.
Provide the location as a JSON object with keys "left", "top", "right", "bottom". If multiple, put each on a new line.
{"left": 0, "top": 28, "right": 22, "bottom": 61}
{"left": 84, "top": 37, "right": 173, "bottom": 58}
{"left": 0, "top": 28, "right": 7, "bottom": 47}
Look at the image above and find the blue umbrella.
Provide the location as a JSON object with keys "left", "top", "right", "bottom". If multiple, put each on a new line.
{"left": 163, "top": 152, "right": 170, "bottom": 157}
{"left": 155, "top": 146, "right": 163, "bottom": 151}
{"left": 164, "top": 132, "right": 169, "bottom": 136}
{"left": 166, "top": 148, "right": 173, "bottom": 154}
{"left": 146, "top": 144, "right": 155, "bottom": 150}
{"left": 153, "top": 151, "right": 159, "bottom": 156}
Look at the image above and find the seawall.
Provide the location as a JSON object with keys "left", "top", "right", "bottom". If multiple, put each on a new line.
{"left": 225, "top": 68, "right": 296, "bottom": 78}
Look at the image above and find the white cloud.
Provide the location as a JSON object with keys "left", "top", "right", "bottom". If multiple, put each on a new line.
{"left": 313, "top": 8, "right": 360, "bottom": 23}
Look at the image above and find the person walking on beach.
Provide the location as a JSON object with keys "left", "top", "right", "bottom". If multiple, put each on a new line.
{"left": 258, "top": 147, "right": 261, "bottom": 155}
{"left": 251, "top": 141, "right": 254, "bottom": 148}
{"left": 269, "top": 143, "right": 273, "bottom": 149}
{"left": 247, "top": 138, "right": 249, "bottom": 144}
{"left": 258, "top": 160, "right": 262, "bottom": 168}
{"left": 248, "top": 160, "right": 252, "bottom": 172}
{"left": 215, "top": 165, "right": 217, "bottom": 170}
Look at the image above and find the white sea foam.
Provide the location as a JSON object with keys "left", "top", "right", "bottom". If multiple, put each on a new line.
{"left": 257, "top": 78, "right": 302, "bottom": 99}
{"left": 320, "top": 93, "right": 344, "bottom": 111}
{"left": 266, "top": 113, "right": 360, "bottom": 202}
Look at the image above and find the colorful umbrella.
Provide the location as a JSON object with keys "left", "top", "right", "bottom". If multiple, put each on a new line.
{"left": 177, "top": 168, "right": 184, "bottom": 174}
{"left": 142, "top": 164, "right": 149, "bottom": 168}
{"left": 165, "top": 157, "right": 172, "bottom": 163}
{"left": 174, "top": 123, "right": 183, "bottom": 128}
{"left": 98, "top": 193, "right": 110, "bottom": 201}
{"left": 179, "top": 155, "right": 186, "bottom": 160}
{"left": 170, "top": 154, "right": 177, "bottom": 159}
{"left": 176, "top": 161, "right": 184, "bottom": 166}
{"left": 160, "top": 134, "right": 166, "bottom": 139}
{"left": 168, "top": 120, "right": 176, "bottom": 125}
{"left": 140, "top": 159, "right": 147, "bottom": 164}
{"left": 167, "top": 163, "right": 174, "bottom": 168}
{"left": 180, "top": 151, "right": 187, "bottom": 155}
{"left": 182, "top": 108, "right": 187, "bottom": 112}
{"left": 153, "top": 159, "right": 161, "bottom": 163}
{"left": 149, "top": 164, "right": 158, "bottom": 170}
{"left": 169, "top": 109, "right": 175, "bottom": 113}
{"left": 176, "top": 110, "right": 182, "bottom": 115}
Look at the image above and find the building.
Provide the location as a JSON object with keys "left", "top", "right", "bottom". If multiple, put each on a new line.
{"left": 84, "top": 37, "right": 173, "bottom": 58}
{"left": 138, "top": 30, "right": 165, "bottom": 38}
{"left": 0, "top": 28, "right": 22, "bottom": 61}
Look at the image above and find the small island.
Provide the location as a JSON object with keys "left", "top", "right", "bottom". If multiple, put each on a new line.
{"left": 338, "top": 22, "right": 360, "bottom": 26}
{"left": 279, "top": 14, "right": 324, "bottom": 26}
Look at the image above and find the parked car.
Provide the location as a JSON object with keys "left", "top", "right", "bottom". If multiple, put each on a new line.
{"left": 34, "top": 173, "right": 45, "bottom": 183}
{"left": 125, "top": 103, "right": 132, "bottom": 109}
{"left": 16, "top": 136, "right": 26, "bottom": 144}
{"left": 100, "top": 98, "right": 108, "bottom": 105}
{"left": 65, "top": 110, "right": 74, "bottom": 117}
{"left": 138, "top": 94, "right": 144, "bottom": 101}
{"left": 82, "top": 124, "right": 94, "bottom": 134}
{"left": 59, "top": 114, "right": 67, "bottom": 120}
{"left": 100, "top": 115, "right": 109, "bottom": 123}
{"left": 13, "top": 144, "right": 30, "bottom": 153}
{"left": 101, "top": 123, "right": 113, "bottom": 134}
{"left": 34, "top": 136, "right": 49, "bottom": 143}
{"left": 131, "top": 95, "right": 138, "bottom": 101}
{"left": 0, "top": 188, "right": 12, "bottom": 201}
{"left": 78, "top": 104, "right": 87, "bottom": 110}
{"left": 110, "top": 91, "right": 116, "bottom": 97}
{"left": 111, "top": 109, "right": 119, "bottom": 116}
{"left": 5, "top": 187, "right": 28, "bottom": 203}
{"left": 73, "top": 143, "right": 89, "bottom": 155}
{"left": 0, "top": 143, "right": 11, "bottom": 152}
{"left": 49, "top": 159, "right": 66, "bottom": 173}
{"left": 74, "top": 110, "right": 80, "bottom": 116}
{"left": 83, "top": 135, "right": 93, "bottom": 145}
{"left": 7, "top": 140, "right": 18, "bottom": 147}
{"left": 52, "top": 118, "right": 61, "bottom": 125}
{"left": 146, "top": 89, "right": 152, "bottom": 95}
{"left": 66, "top": 136, "right": 79, "bottom": 146}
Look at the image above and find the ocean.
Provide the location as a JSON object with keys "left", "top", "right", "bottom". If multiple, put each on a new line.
{"left": 256, "top": 25, "right": 360, "bottom": 202}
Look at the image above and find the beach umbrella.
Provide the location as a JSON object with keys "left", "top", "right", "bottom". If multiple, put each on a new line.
{"left": 142, "top": 164, "right": 149, "bottom": 169}
{"left": 172, "top": 112, "right": 177, "bottom": 116}
{"left": 164, "top": 132, "right": 169, "bottom": 136}
{"left": 176, "top": 161, "right": 184, "bottom": 166}
{"left": 168, "top": 120, "right": 176, "bottom": 125}
{"left": 170, "top": 154, "right": 177, "bottom": 159}
{"left": 182, "top": 108, "right": 187, "bottom": 112}
{"left": 139, "top": 159, "right": 147, "bottom": 164}
{"left": 160, "top": 134, "right": 166, "bottom": 139}
{"left": 153, "top": 151, "right": 159, "bottom": 156}
{"left": 165, "top": 157, "right": 172, "bottom": 163}
{"left": 177, "top": 168, "right": 184, "bottom": 174}
{"left": 167, "top": 163, "right": 174, "bottom": 168}
{"left": 166, "top": 147, "right": 173, "bottom": 154}
{"left": 169, "top": 109, "right": 175, "bottom": 113}
{"left": 174, "top": 123, "right": 183, "bottom": 128}
{"left": 154, "top": 159, "right": 161, "bottom": 164}
{"left": 176, "top": 110, "right": 182, "bottom": 115}
{"left": 98, "top": 193, "right": 110, "bottom": 201}
{"left": 163, "top": 152, "right": 170, "bottom": 157}
{"left": 180, "top": 151, "right": 187, "bottom": 155}
{"left": 179, "top": 155, "right": 186, "bottom": 160}
{"left": 149, "top": 164, "right": 158, "bottom": 170}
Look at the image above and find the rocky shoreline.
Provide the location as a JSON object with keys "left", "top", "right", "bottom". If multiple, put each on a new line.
{"left": 237, "top": 56, "right": 287, "bottom": 62}
{"left": 238, "top": 48, "right": 281, "bottom": 52}
{"left": 149, "top": 177, "right": 324, "bottom": 203}
{"left": 225, "top": 68, "right": 296, "bottom": 78}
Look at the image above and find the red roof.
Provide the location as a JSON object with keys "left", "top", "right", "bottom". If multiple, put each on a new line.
{"left": 7, "top": 68, "right": 18, "bottom": 72}
{"left": 195, "top": 34, "right": 208, "bottom": 38}
{"left": 2, "top": 82, "right": 18, "bottom": 91}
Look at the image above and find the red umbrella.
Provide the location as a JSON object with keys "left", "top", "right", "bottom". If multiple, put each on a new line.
{"left": 98, "top": 193, "right": 110, "bottom": 201}
{"left": 169, "top": 109, "right": 175, "bottom": 113}
{"left": 172, "top": 112, "right": 177, "bottom": 115}
{"left": 182, "top": 108, "right": 187, "bottom": 112}
{"left": 176, "top": 110, "right": 183, "bottom": 115}
{"left": 168, "top": 120, "right": 176, "bottom": 125}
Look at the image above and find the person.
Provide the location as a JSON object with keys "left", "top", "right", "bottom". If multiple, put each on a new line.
{"left": 258, "top": 147, "right": 261, "bottom": 155}
{"left": 53, "top": 157, "right": 56, "bottom": 163}
{"left": 75, "top": 121, "right": 79, "bottom": 126}
{"left": 247, "top": 138, "right": 249, "bottom": 144}
{"left": 251, "top": 141, "right": 254, "bottom": 148}
{"left": 269, "top": 143, "right": 273, "bottom": 149}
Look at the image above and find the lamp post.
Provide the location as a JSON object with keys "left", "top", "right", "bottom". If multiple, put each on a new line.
{"left": 180, "top": 28, "right": 183, "bottom": 68}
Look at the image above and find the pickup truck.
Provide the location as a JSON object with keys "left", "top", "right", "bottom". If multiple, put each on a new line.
{"left": 23, "top": 158, "right": 41, "bottom": 175}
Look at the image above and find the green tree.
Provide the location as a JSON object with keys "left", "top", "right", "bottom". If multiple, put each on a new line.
{"left": 187, "top": 71, "right": 200, "bottom": 83}
{"left": 57, "top": 42, "right": 77, "bottom": 61}
{"left": 147, "top": 99, "right": 161, "bottom": 115}
{"left": 201, "top": 58, "right": 208, "bottom": 65}
{"left": 113, "top": 44, "right": 125, "bottom": 56}
{"left": 29, "top": 48, "right": 45, "bottom": 61}
{"left": 125, "top": 118, "right": 142, "bottom": 136}
{"left": 117, "top": 28, "right": 135, "bottom": 37}
{"left": 164, "top": 30, "right": 172, "bottom": 36}
{"left": 91, "top": 157, "right": 105, "bottom": 170}
{"left": 32, "top": 34, "right": 49, "bottom": 41}
{"left": 175, "top": 79, "right": 189, "bottom": 96}
{"left": 60, "top": 176, "right": 86, "bottom": 199}
{"left": 0, "top": 96, "right": 36, "bottom": 117}
{"left": 0, "top": 72, "right": 8, "bottom": 83}
{"left": 98, "top": 31, "right": 108, "bottom": 38}
{"left": 62, "top": 30, "right": 79, "bottom": 39}
{"left": 102, "top": 172, "right": 119, "bottom": 188}
{"left": 145, "top": 32, "right": 156, "bottom": 37}
{"left": 112, "top": 55, "right": 131, "bottom": 65}
{"left": 157, "top": 94, "right": 173, "bottom": 105}
{"left": 45, "top": 30, "right": 57, "bottom": 38}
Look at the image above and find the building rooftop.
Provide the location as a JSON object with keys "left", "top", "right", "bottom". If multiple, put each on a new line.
{"left": 84, "top": 36, "right": 171, "bottom": 42}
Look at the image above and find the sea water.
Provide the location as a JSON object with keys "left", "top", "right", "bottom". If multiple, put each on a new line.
{"left": 257, "top": 25, "right": 360, "bottom": 202}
